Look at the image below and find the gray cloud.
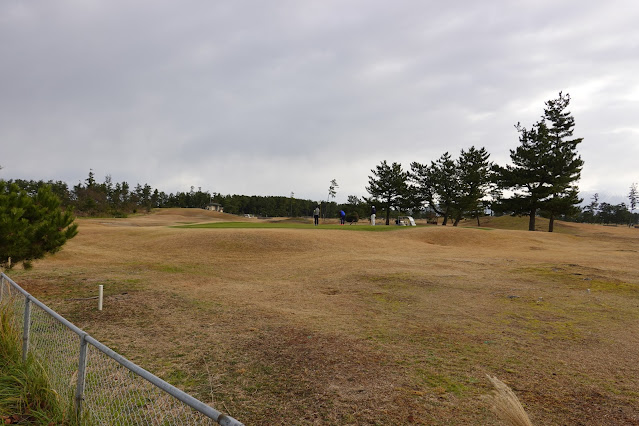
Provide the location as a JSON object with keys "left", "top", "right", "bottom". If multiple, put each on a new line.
{"left": 1, "top": 0, "right": 638, "bottom": 204}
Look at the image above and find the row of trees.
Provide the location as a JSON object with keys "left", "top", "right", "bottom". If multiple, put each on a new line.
{"left": 579, "top": 193, "right": 639, "bottom": 225}
{"left": 4, "top": 172, "right": 333, "bottom": 218}
{"left": 215, "top": 194, "right": 322, "bottom": 217}
{"left": 365, "top": 92, "right": 585, "bottom": 231}
{"left": 365, "top": 147, "right": 494, "bottom": 227}
{"left": 4, "top": 170, "right": 383, "bottom": 224}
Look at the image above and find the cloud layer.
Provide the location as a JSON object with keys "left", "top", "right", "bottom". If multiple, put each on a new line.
{"left": 2, "top": 0, "right": 638, "bottom": 203}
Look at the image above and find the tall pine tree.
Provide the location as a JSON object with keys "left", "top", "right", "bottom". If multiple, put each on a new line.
{"left": 496, "top": 121, "right": 554, "bottom": 231}
{"left": 497, "top": 92, "right": 583, "bottom": 231}
{"left": 541, "top": 92, "right": 584, "bottom": 232}
{"left": 628, "top": 183, "right": 637, "bottom": 215}
{"left": 366, "top": 161, "right": 408, "bottom": 225}
{"left": 452, "top": 146, "right": 493, "bottom": 226}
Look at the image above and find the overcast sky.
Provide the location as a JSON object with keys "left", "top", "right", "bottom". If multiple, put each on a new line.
{"left": 1, "top": 1, "right": 638, "bottom": 204}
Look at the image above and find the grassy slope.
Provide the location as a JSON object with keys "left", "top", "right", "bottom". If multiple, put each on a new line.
{"left": 175, "top": 221, "right": 406, "bottom": 231}
{"left": 6, "top": 209, "right": 639, "bottom": 425}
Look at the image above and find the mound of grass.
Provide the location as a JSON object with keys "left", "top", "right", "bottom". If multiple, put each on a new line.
{"left": 461, "top": 215, "right": 578, "bottom": 234}
{"left": 173, "top": 222, "right": 407, "bottom": 231}
{"left": 474, "top": 215, "right": 545, "bottom": 231}
{"left": 0, "top": 304, "right": 74, "bottom": 425}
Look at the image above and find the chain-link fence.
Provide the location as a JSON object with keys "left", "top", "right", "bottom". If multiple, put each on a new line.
{"left": 0, "top": 272, "right": 244, "bottom": 426}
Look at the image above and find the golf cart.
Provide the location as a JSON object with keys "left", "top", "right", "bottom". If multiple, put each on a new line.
{"left": 395, "top": 216, "right": 416, "bottom": 226}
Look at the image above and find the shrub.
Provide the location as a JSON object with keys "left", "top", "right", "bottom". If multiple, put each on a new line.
{"left": 346, "top": 211, "right": 359, "bottom": 223}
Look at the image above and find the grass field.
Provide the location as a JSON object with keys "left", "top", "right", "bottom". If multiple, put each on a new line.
{"left": 175, "top": 221, "right": 404, "bottom": 231}
{"left": 7, "top": 208, "right": 639, "bottom": 425}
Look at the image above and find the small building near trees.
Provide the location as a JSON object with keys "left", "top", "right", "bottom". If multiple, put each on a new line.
{"left": 205, "top": 203, "right": 224, "bottom": 212}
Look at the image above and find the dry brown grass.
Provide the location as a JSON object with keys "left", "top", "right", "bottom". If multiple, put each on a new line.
{"left": 484, "top": 375, "right": 532, "bottom": 426}
{"left": 9, "top": 209, "right": 639, "bottom": 425}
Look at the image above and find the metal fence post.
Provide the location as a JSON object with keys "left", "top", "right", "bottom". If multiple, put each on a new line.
{"left": 22, "top": 297, "right": 31, "bottom": 362}
{"left": 75, "top": 334, "right": 89, "bottom": 419}
{"left": 0, "top": 275, "right": 4, "bottom": 303}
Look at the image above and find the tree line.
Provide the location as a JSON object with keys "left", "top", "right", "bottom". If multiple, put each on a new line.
{"left": 365, "top": 92, "right": 596, "bottom": 232}
{"left": 577, "top": 192, "right": 639, "bottom": 225}
{"left": 2, "top": 171, "right": 338, "bottom": 218}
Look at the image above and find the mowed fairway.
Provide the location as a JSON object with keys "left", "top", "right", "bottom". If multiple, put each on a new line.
{"left": 10, "top": 209, "right": 639, "bottom": 425}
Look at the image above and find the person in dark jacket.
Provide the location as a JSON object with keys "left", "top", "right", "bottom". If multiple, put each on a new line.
{"left": 313, "top": 206, "right": 320, "bottom": 226}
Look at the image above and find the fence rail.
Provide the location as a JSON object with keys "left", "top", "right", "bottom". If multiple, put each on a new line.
{"left": 0, "top": 272, "right": 244, "bottom": 426}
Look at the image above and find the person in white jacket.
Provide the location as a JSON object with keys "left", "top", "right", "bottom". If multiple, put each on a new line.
{"left": 370, "top": 205, "right": 376, "bottom": 226}
{"left": 313, "top": 206, "right": 320, "bottom": 226}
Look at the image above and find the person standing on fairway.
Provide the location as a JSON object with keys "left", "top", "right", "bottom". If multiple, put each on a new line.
{"left": 339, "top": 209, "right": 346, "bottom": 225}
{"left": 313, "top": 205, "right": 320, "bottom": 226}
{"left": 370, "top": 205, "right": 376, "bottom": 226}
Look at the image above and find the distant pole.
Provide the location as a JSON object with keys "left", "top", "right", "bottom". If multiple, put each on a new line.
{"left": 290, "top": 192, "right": 294, "bottom": 217}
{"left": 98, "top": 285, "right": 103, "bottom": 311}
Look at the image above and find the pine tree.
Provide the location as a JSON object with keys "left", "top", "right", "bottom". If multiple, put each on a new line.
{"left": 583, "top": 193, "right": 599, "bottom": 223}
{"left": 541, "top": 92, "right": 584, "bottom": 231}
{"left": 452, "top": 146, "right": 493, "bottom": 226}
{"left": 496, "top": 121, "right": 554, "bottom": 231}
{"left": 497, "top": 92, "right": 583, "bottom": 231}
{"left": 411, "top": 152, "right": 460, "bottom": 226}
{"left": 629, "top": 183, "right": 638, "bottom": 213}
{"left": 366, "top": 161, "right": 408, "bottom": 225}
{"left": 323, "top": 179, "right": 338, "bottom": 220}
{"left": 1, "top": 181, "right": 78, "bottom": 269}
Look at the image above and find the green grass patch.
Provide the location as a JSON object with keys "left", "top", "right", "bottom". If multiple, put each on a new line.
{"left": 500, "top": 310, "right": 583, "bottom": 341}
{"left": 156, "top": 265, "right": 185, "bottom": 274}
{"left": 173, "top": 222, "right": 407, "bottom": 232}
{"left": 370, "top": 293, "right": 404, "bottom": 311}
{"left": 165, "top": 368, "right": 200, "bottom": 389}
{"left": 415, "top": 369, "right": 469, "bottom": 396}
{"left": 516, "top": 265, "right": 639, "bottom": 296}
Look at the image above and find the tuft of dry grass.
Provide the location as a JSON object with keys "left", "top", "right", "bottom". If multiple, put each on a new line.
{"left": 484, "top": 375, "right": 533, "bottom": 426}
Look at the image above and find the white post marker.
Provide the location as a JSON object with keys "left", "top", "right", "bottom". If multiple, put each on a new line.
{"left": 98, "top": 285, "right": 103, "bottom": 311}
